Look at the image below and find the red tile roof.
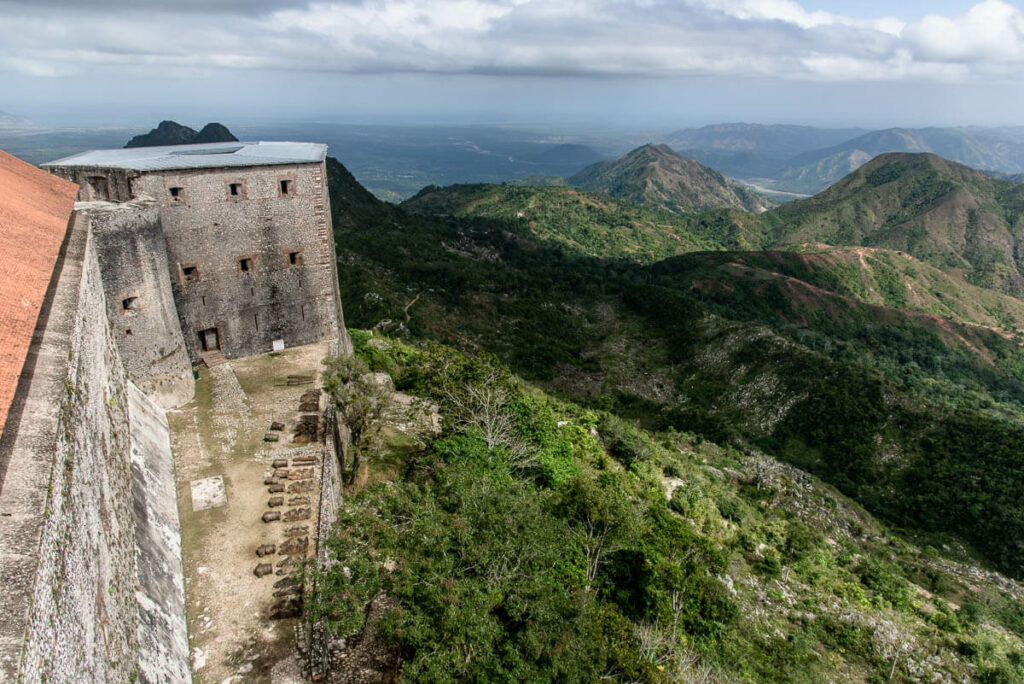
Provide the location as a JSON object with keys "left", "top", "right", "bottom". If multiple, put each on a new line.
{"left": 0, "top": 149, "right": 79, "bottom": 437}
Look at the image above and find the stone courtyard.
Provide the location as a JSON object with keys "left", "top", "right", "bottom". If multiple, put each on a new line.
{"left": 167, "top": 341, "right": 332, "bottom": 684}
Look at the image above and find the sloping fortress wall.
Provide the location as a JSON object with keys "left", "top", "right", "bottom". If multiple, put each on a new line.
{"left": 84, "top": 200, "right": 194, "bottom": 409}
{"left": 45, "top": 141, "right": 351, "bottom": 362}
{"left": 15, "top": 223, "right": 140, "bottom": 682}
{"left": 0, "top": 214, "right": 189, "bottom": 682}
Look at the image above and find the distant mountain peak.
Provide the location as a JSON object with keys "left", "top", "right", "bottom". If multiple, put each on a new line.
{"left": 125, "top": 120, "right": 238, "bottom": 148}
{"left": 766, "top": 151, "right": 1024, "bottom": 296}
{"left": 569, "top": 143, "right": 774, "bottom": 214}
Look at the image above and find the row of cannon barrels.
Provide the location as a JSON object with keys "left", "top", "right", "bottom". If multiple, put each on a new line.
{"left": 254, "top": 442, "right": 318, "bottom": 620}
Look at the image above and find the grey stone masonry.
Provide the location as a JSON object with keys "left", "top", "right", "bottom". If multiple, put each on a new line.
{"left": 131, "top": 161, "right": 345, "bottom": 360}
{"left": 0, "top": 218, "right": 139, "bottom": 683}
{"left": 0, "top": 212, "right": 192, "bottom": 683}
{"left": 83, "top": 198, "right": 194, "bottom": 409}
{"left": 46, "top": 142, "right": 351, "bottom": 362}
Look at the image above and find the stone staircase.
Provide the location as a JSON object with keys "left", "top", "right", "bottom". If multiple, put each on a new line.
{"left": 200, "top": 350, "right": 228, "bottom": 368}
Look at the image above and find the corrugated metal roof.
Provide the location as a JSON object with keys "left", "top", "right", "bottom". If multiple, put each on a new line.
{"left": 42, "top": 141, "right": 327, "bottom": 172}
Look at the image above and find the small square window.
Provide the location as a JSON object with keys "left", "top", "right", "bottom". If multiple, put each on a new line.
{"left": 122, "top": 296, "right": 139, "bottom": 311}
{"left": 239, "top": 257, "right": 253, "bottom": 272}
{"left": 287, "top": 251, "right": 303, "bottom": 266}
{"left": 125, "top": 328, "right": 133, "bottom": 336}
{"left": 279, "top": 179, "right": 292, "bottom": 195}
{"left": 169, "top": 186, "right": 184, "bottom": 200}
{"left": 228, "top": 182, "right": 242, "bottom": 197}
{"left": 182, "top": 265, "right": 199, "bottom": 283}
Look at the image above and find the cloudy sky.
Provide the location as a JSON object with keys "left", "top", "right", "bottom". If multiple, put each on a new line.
{"left": 2, "top": 0, "right": 1024, "bottom": 128}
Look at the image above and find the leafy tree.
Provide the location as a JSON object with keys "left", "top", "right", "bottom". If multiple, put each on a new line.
{"left": 323, "top": 354, "right": 394, "bottom": 483}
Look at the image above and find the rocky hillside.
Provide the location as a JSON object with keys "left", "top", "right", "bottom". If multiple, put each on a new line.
{"left": 764, "top": 152, "right": 1024, "bottom": 296}
{"left": 568, "top": 144, "right": 774, "bottom": 214}
{"left": 125, "top": 120, "right": 238, "bottom": 148}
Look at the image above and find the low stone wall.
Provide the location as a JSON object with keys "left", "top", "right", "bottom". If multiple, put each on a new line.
{"left": 310, "top": 398, "right": 349, "bottom": 681}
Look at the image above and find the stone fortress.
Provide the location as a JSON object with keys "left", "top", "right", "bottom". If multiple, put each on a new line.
{"left": 0, "top": 140, "right": 352, "bottom": 682}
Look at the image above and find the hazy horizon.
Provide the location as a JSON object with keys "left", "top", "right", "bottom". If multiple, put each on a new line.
{"left": 3, "top": 1, "right": 1024, "bottom": 131}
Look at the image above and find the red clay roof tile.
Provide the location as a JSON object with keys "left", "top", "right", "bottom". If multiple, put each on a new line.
{"left": 0, "top": 149, "right": 79, "bottom": 437}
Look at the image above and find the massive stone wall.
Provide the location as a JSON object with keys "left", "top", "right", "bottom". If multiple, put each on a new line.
{"left": 0, "top": 215, "right": 190, "bottom": 683}
{"left": 12, "top": 221, "right": 139, "bottom": 682}
{"left": 85, "top": 199, "right": 194, "bottom": 409}
{"left": 131, "top": 162, "right": 347, "bottom": 360}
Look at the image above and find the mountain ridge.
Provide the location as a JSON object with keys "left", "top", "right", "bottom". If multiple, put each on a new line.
{"left": 763, "top": 151, "right": 1024, "bottom": 296}
{"left": 124, "top": 120, "right": 238, "bottom": 148}
{"left": 568, "top": 143, "right": 774, "bottom": 214}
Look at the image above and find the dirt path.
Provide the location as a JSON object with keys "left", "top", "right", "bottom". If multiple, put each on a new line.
{"left": 168, "top": 342, "right": 331, "bottom": 684}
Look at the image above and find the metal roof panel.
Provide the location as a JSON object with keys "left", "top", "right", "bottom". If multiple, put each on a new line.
{"left": 42, "top": 141, "right": 327, "bottom": 172}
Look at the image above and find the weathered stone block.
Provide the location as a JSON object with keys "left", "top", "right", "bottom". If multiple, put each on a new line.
{"left": 283, "top": 507, "right": 311, "bottom": 522}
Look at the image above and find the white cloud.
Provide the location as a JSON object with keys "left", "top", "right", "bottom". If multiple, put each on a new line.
{"left": 0, "top": 0, "right": 1023, "bottom": 84}
{"left": 902, "top": 0, "right": 1024, "bottom": 62}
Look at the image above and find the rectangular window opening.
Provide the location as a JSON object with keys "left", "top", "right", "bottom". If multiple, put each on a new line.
{"left": 239, "top": 257, "right": 253, "bottom": 272}
{"left": 88, "top": 176, "right": 110, "bottom": 201}
{"left": 122, "top": 296, "right": 139, "bottom": 311}
{"left": 254, "top": 313, "right": 259, "bottom": 331}
{"left": 279, "top": 179, "right": 292, "bottom": 195}
{"left": 125, "top": 328, "right": 133, "bottom": 336}
{"left": 250, "top": 287, "right": 255, "bottom": 297}
{"left": 182, "top": 265, "right": 199, "bottom": 283}
{"left": 300, "top": 305, "right": 305, "bottom": 321}
{"left": 201, "top": 296, "right": 206, "bottom": 306}
{"left": 229, "top": 182, "right": 242, "bottom": 197}
{"left": 288, "top": 251, "right": 303, "bottom": 266}
{"left": 169, "top": 186, "right": 184, "bottom": 200}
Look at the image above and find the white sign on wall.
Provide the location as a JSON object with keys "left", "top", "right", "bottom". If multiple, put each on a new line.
{"left": 272, "top": 339, "right": 285, "bottom": 352}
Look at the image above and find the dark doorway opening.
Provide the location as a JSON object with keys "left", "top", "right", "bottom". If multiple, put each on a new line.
{"left": 198, "top": 327, "right": 220, "bottom": 351}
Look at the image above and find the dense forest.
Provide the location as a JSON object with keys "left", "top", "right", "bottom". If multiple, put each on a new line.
{"left": 318, "top": 153, "right": 1024, "bottom": 681}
